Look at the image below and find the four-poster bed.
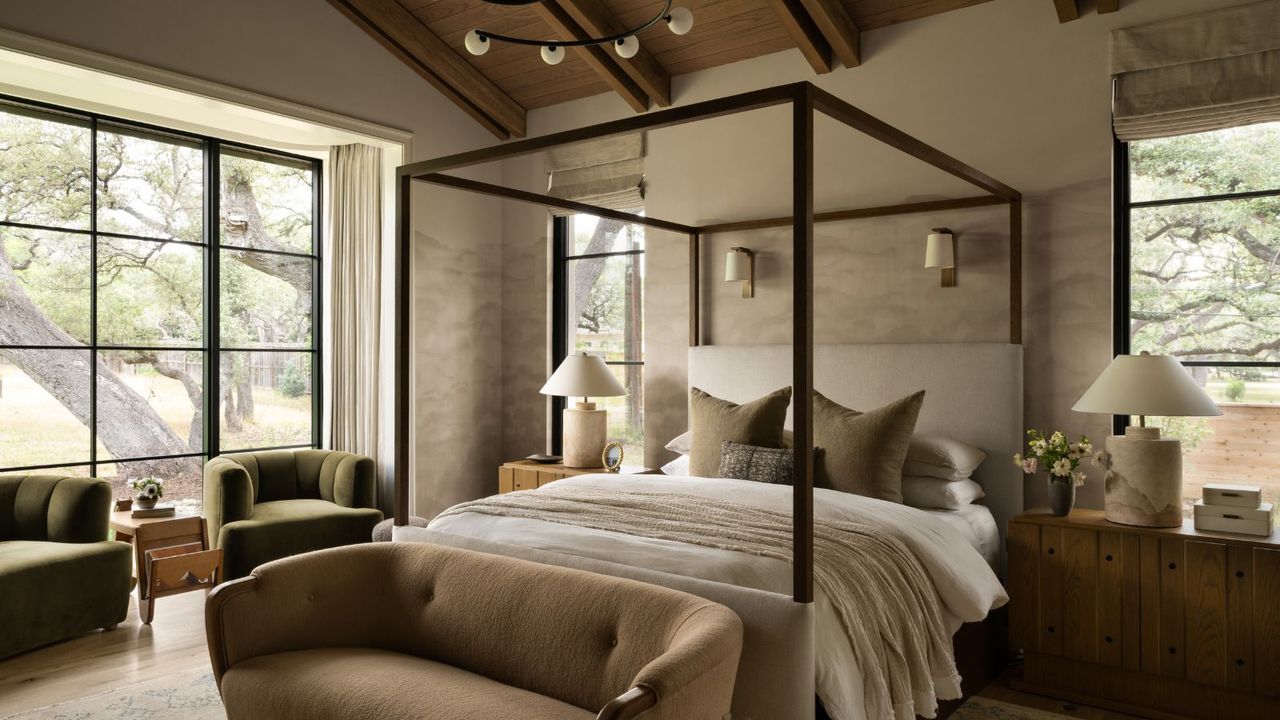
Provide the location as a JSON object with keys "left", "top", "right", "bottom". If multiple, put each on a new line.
{"left": 392, "top": 81, "right": 1024, "bottom": 719}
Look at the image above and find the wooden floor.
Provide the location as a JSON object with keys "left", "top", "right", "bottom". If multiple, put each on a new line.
{"left": 0, "top": 592, "right": 1144, "bottom": 719}
{"left": 0, "top": 591, "right": 212, "bottom": 717}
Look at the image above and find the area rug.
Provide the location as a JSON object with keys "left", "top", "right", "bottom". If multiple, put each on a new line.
{"left": 952, "top": 696, "right": 1083, "bottom": 719}
{"left": 2, "top": 666, "right": 223, "bottom": 720}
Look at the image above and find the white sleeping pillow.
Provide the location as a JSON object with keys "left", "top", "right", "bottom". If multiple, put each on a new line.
{"left": 661, "top": 454, "right": 691, "bottom": 476}
{"left": 664, "top": 431, "right": 693, "bottom": 456}
{"left": 903, "top": 434, "right": 986, "bottom": 481}
{"left": 901, "top": 476, "right": 985, "bottom": 510}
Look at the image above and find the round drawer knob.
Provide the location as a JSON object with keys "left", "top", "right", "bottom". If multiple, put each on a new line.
{"left": 1168, "top": 647, "right": 1177, "bottom": 655}
{"left": 1047, "top": 548, "right": 1055, "bottom": 555}
{"left": 1168, "top": 562, "right": 1177, "bottom": 570}
{"left": 1236, "top": 658, "right": 1246, "bottom": 667}
{"left": 1236, "top": 570, "right": 1245, "bottom": 578}
{"left": 1104, "top": 554, "right": 1113, "bottom": 562}
{"left": 1047, "top": 626, "right": 1055, "bottom": 634}
{"left": 1104, "top": 635, "right": 1114, "bottom": 643}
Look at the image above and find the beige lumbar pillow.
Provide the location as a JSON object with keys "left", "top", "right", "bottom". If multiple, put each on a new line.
{"left": 813, "top": 389, "right": 925, "bottom": 502}
{"left": 689, "top": 387, "right": 792, "bottom": 477}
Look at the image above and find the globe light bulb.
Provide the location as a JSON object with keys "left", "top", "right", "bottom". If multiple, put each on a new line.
{"left": 666, "top": 7, "right": 693, "bottom": 36}
{"left": 615, "top": 36, "right": 640, "bottom": 59}
{"left": 541, "top": 45, "right": 565, "bottom": 65}
{"left": 464, "top": 30, "right": 490, "bottom": 56}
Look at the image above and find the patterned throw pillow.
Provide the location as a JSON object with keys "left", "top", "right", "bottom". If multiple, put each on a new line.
{"left": 718, "top": 441, "right": 795, "bottom": 485}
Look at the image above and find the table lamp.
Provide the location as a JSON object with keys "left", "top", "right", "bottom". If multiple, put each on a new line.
{"left": 1073, "top": 352, "right": 1221, "bottom": 527}
{"left": 541, "top": 353, "right": 627, "bottom": 468}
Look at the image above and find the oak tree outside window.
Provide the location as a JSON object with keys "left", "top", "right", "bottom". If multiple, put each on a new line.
{"left": 553, "top": 213, "right": 644, "bottom": 462}
{"left": 0, "top": 97, "right": 322, "bottom": 512}
{"left": 1117, "top": 122, "right": 1280, "bottom": 517}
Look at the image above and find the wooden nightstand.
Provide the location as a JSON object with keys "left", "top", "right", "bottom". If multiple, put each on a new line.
{"left": 1008, "top": 508, "right": 1280, "bottom": 719}
{"left": 497, "top": 460, "right": 659, "bottom": 494}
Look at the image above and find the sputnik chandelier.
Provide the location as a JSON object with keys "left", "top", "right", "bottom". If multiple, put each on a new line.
{"left": 464, "top": 0, "right": 693, "bottom": 66}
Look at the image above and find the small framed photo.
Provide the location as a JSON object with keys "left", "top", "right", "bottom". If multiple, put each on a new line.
{"left": 602, "top": 441, "right": 624, "bottom": 472}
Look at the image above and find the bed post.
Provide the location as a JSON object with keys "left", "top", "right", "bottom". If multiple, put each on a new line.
{"left": 689, "top": 232, "right": 701, "bottom": 347}
{"left": 792, "top": 84, "right": 815, "bottom": 605}
{"left": 394, "top": 172, "right": 411, "bottom": 527}
{"left": 1009, "top": 199, "right": 1023, "bottom": 345}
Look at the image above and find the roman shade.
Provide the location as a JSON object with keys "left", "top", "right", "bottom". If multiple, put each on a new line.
{"left": 546, "top": 134, "right": 644, "bottom": 214}
{"left": 1110, "top": 0, "right": 1280, "bottom": 141}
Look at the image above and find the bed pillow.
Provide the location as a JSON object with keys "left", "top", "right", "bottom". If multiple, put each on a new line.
{"left": 719, "top": 441, "right": 794, "bottom": 484}
{"left": 813, "top": 389, "right": 925, "bottom": 503}
{"left": 901, "top": 476, "right": 985, "bottom": 510}
{"left": 904, "top": 434, "right": 987, "bottom": 481}
{"left": 688, "top": 386, "right": 791, "bottom": 477}
{"left": 664, "top": 430, "right": 693, "bottom": 456}
{"left": 660, "top": 454, "right": 690, "bottom": 476}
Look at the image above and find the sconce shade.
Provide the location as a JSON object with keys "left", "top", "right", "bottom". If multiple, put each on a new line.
{"left": 725, "top": 250, "right": 749, "bottom": 282}
{"left": 925, "top": 231, "right": 954, "bottom": 269}
{"left": 1073, "top": 353, "right": 1222, "bottom": 417}
{"left": 540, "top": 352, "right": 626, "bottom": 398}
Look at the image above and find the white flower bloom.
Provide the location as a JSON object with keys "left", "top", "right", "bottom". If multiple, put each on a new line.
{"left": 1022, "top": 458, "right": 1039, "bottom": 474}
{"left": 1052, "top": 458, "right": 1072, "bottom": 477}
{"left": 1072, "top": 471, "right": 1086, "bottom": 487}
{"left": 1013, "top": 453, "right": 1023, "bottom": 468}
{"left": 1091, "top": 449, "right": 1109, "bottom": 468}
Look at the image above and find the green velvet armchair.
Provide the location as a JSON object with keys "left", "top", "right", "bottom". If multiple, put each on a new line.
{"left": 0, "top": 475, "right": 131, "bottom": 659}
{"left": 204, "top": 449, "right": 382, "bottom": 580}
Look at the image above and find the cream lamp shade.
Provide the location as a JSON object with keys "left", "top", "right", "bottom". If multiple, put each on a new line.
{"left": 1072, "top": 352, "right": 1221, "bottom": 421}
{"left": 725, "top": 250, "right": 749, "bottom": 281}
{"left": 924, "top": 230, "right": 954, "bottom": 269}
{"left": 540, "top": 352, "right": 626, "bottom": 401}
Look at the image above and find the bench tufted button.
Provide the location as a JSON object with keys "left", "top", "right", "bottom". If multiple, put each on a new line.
{"left": 610, "top": 637, "right": 618, "bottom": 648}
{"left": 426, "top": 592, "right": 435, "bottom": 602}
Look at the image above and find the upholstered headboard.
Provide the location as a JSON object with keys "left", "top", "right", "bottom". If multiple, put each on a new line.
{"left": 688, "top": 343, "right": 1023, "bottom": 567}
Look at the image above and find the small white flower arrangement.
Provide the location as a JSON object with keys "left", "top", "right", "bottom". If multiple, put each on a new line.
{"left": 129, "top": 476, "right": 165, "bottom": 501}
{"left": 1013, "top": 429, "right": 1098, "bottom": 487}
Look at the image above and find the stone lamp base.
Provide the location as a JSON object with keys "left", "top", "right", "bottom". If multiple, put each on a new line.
{"left": 563, "top": 402, "right": 608, "bottom": 468}
{"left": 1104, "top": 426, "right": 1184, "bottom": 528}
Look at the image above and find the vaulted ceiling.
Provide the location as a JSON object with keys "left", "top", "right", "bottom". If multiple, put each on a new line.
{"left": 328, "top": 0, "right": 1120, "bottom": 140}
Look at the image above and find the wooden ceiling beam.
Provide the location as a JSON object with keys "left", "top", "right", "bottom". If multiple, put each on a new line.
{"left": 532, "top": 2, "right": 651, "bottom": 113}
{"left": 763, "top": 0, "right": 833, "bottom": 74}
{"left": 798, "top": 0, "right": 860, "bottom": 68}
{"left": 1052, "top": 0, "right": 1080, "bottom": 23}
{"left": 327, "top": 0, "right": 525, "bottom": 139}
{"left": 1097, "top": 0, "right": 1120, "bottom": 13}
{"left": 554, "top": 0, "right": 672, "bottom": 107}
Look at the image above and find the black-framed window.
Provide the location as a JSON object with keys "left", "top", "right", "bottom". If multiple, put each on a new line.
{"left": 0, "top": 96, "right": 322, "bottom": 513}
{"left": 551, "top": 213, "right": 644, "bottom": 461}
{"left": 1115, "top": 122, "right": 1280, "bottom": 516}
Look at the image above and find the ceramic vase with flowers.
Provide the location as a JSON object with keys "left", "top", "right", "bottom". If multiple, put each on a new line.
{"left": 129, "top": 477, "right": 165, "bottom": 510}
{"left": 1014, "top": 429, "right": 1099, "bottom": 516}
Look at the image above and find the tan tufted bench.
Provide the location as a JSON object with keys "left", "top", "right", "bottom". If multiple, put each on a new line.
{"left": 206, "top": 542, "right": 743, "bottom": 720}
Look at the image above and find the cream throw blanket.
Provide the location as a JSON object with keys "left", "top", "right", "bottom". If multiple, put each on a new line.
{"left": 436, "top": 487, "right": 959, "bottom": 720}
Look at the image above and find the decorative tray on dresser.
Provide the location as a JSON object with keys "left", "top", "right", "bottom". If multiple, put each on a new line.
{"left": 1008, "top": 508, "right": 1280, "bottom": 720}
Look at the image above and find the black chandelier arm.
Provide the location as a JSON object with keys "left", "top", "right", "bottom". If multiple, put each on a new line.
{"left": 475, "top": 0, "right": 672, "bottom": 47}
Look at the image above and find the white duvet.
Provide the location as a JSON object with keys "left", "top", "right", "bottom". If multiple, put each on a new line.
{"left": 428, "top": 473, "right": 1007, "bottom": 720}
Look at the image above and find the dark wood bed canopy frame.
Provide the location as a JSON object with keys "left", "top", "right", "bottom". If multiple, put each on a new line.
{"left": 393, "top": 81, "right": 1023, "bottom": 607}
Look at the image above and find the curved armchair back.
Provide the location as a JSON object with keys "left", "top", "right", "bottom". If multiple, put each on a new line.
{"left": 208, "top": 542, "right": 742, "bottom": 716}
{"left": 204, "top": 450, "right": 377, "bottom": 545}
{"left": 0, "top": 475, "right": 112, "bottom": 543}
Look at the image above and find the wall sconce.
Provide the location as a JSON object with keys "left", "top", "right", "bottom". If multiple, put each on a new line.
{"left": 924, "top": 227, "right": 956, "bottom": 287}
{"left": 725, "top": 246, "right": 755, "bottom": 298}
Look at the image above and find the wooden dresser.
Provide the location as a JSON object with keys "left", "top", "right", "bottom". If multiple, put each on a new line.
{"left": 497, "top": 460, "right": 658, "bottom": 494}
{"left": 1008, "top": 509, "right": 1280, "bottom": 719}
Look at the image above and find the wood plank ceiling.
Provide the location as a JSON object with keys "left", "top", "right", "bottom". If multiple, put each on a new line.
{"left": 329, "top": 0, "right": 1118, "bottom": 139}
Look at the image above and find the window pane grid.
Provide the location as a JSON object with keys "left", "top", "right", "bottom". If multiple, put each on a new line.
{"left": 1123, "top": 121, "right": 1280, "bottom": 521}
{"left": 0, "top": 95, "right": 322, "bottom": 506}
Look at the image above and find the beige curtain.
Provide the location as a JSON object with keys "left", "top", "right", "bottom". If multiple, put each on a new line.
{"left": 328, "top": 143, "right": 382, "bottom": 462}
{"left": 546, "top": 133, "right": 644, "bottom": 214}
{"left": 1110, "top": 0, "right": 1280, "bottom": 141}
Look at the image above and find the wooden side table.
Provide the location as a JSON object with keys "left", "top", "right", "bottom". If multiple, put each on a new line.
{"left": 1008, "top": 508, "right": 1280, "bottom": 720}
{"left": 109, "top": 512, "right": 223, "bottom": 624}
{"left": 497, "top": 460, "right": 659, "bottom": 494}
